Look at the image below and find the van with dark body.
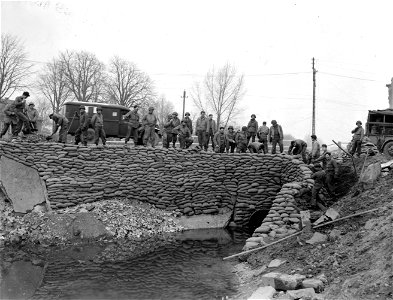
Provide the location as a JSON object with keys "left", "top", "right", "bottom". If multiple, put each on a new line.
{"left": 63, "top": 101, "right": 130, "bottom": 140}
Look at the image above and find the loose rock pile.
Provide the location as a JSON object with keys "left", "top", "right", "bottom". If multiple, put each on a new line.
{"left": 0, "top": 142, "right": 312, "bottom": 229}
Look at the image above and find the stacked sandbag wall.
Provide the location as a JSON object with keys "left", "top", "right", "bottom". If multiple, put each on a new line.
{"left": 0, "top": 142, "right": 312, "bottom": 227}
{"left": 249, "top": 161, "right": 313, "bottom": 244}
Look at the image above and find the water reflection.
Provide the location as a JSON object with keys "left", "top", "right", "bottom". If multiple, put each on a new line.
{"left": 1, "top": 228, "right": 249, "bottom": 300}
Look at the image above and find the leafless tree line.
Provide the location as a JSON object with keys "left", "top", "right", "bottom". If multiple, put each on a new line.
{"left": 1, "top": 34, "right": 156, "bottom": 114}
{"left": 1, "top": 34, "right": 245, "bottom": 133}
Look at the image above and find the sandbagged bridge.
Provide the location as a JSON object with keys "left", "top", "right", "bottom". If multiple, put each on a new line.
{"left": 0, "top": 141, "right": 313, "bottom": 237}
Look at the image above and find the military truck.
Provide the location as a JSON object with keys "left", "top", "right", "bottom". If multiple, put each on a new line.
{"left": 365, "top": 108, "right": 393, "bottom": 157}
{"left": 63, "top": 101, "right": 130, "bottom": 141}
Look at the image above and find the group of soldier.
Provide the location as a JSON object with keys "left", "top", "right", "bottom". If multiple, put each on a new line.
{"left": 0, "top": 92, "right": 39, "bottom": 139}
{"left": 1, "top": 93, "right": 368, "bottom": 210}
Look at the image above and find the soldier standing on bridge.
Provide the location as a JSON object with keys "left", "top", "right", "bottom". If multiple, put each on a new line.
{"left": 257, "top": 121, "right": 270, "bottom": 154}
{"left": 124, "top": 105, "right": 140, "bottom": 145}
{"left": 247, "top": 114, "right": 258, "bottom": 143}
{"left": 91, "top": 106, "right": 106, "bottom": 146}
{"left": 74, "top": 105, "right": 89, "bottom": 146}
{"left": 236, "top": 126, "right": 248, "bottom": 153}
{"left": 142, "top": 107, "right": 157, "bottom": 147}
{"left": 196, "top": 111, "right": 208, "bottom": 151}
{"left": 269, "top": 120, "right": 284, "bottom": 154}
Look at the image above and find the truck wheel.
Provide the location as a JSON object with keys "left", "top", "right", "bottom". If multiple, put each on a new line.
{"left": 383, "top": 141, "right": 393, "bottom": 158}
{"left": 86, "top": 128, "right": 95, "bottom": 143}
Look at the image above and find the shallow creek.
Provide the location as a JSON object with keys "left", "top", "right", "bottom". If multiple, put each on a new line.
{"left": 1, "top": 228, "right": 250, "bottom": 300}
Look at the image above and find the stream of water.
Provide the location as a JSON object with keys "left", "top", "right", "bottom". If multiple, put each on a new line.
{"left": 1, "top": 228, "right": 249, "bottom": 300}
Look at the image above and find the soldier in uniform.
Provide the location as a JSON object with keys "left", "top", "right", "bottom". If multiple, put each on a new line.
{"left": 74, "top": 105, "right": 89, "bottom": 146}
{"left": 174, "top": 120, "right": 193, "bottom": 149}
{"left": 235, "top": 126, "right": 248, "bottom": 153}
{"left": 288, "top": 139, "right": 308, "bottom": 163}
{"left": 0, "top": 102, "right": 19, "bottom": 139}
{"left": 182, "top": 112, "right": 193, "bottom": 133}
{"left": 226, "top": 125, "right": 237, "bottom": 153}
{"left": 91, "top": 106, "right": 106, "bottom": 146}
{"left": 142, "top": 107, "right": 157, "bottom": 147}
{"left": 163, "top": 114, "right": 173, "bottom": 148}
{"left": 14, "top": 91, "right": 32, "bottom": 134}
{"left": 169, "top": 112, "right": 181, "bottom": 148}
{"left": 213, "top": 126, "right": 227, "bottom": 153}
{"left": 49, "top": 112, "right": 69, "bottom": 143}
{"left": 124, "top": 105, "right": 140, "bottom": 145}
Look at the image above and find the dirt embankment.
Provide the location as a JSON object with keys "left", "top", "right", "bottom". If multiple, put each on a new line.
{"left": 233, "top": 155, "right": 393, "bottom": 300}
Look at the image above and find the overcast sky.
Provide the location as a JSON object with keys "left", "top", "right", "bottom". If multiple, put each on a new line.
{"left": 2, "top": 0, "right": 393, "bottom": 144}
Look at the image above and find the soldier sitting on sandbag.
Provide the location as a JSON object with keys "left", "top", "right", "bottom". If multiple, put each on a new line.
{"left": 235, "top": 126, "right": 248, "bottom": 153}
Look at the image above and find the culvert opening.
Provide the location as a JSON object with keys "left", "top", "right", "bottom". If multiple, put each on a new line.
{"left": 248, "top": 210, "right": 269, "bottom": 234}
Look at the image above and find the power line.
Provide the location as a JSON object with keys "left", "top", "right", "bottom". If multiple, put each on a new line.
{"left": 319, "top": 71, "right": 382, "bottom": 82}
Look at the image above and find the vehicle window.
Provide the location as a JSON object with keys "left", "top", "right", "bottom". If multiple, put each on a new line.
{"left": 112, "top": 112, "right": 118, "bottom": 117}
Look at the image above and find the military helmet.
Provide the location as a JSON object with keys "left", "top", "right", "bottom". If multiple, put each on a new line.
{"left": 172, "top": 112, "right": 178, "bottom": 116}
{"left": 28, "top": 102, "right": 35, "bottom": 107}
{"left": 185, "top": 112, "right": 190, "bottom": 116}
{"left": 79, "top": 105, "right": 85, "bottom": 110}
{"left": 96, "top": 106, "right": 103, "bottom": 111}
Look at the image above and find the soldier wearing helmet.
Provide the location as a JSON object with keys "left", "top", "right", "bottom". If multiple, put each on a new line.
{"left": 350, "top": 120, "right": 364, "bottom": 157}
{"left": 226, "top": 125, "right": 237, "bottom": 153}
{"left": 247, "top": 114, "right": 259, "bottom": 143}
{"left": 268, "top": 120, "right": 284, "bottom": 154}
{"left": 174, "top": 120, "right": 193, "bottom": 149}
{"left": 14, "top": 91, "right": 32, "bottom": 134}
{"left": 163, "top": 113, "right": 173, "bottom": 148}
{"left": 141, "top": 106, "right": 157, "bottom": 147}
{"left": 257, "top": 121, "right": 270, "bottom": 154}
{"left": 26, "top": 102, "right": 39, "bottom": 132}
{"left": 124, "top": 105, "right": 140, "bottom": 146}
{"left": 74, "top": 105, "right": 89, "bottom": 146}
{"left": 169, "top": 112, "right": 181, "bottom": 148}
{"left": 236, "top": 126, "right": 248, "bottom": 153}
{"left": 91, "top": 106, "right": 106, "bottom": 146}
{"left": 182, "top": 112, "right": 193, "bottom": 134}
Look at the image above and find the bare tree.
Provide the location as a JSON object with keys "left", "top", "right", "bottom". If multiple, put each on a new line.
{"left": 59, "top": 50, "right": 105, "bottom": 102}
{"left": 191, "top": 63, "right": 245, "bottom": 127}
{"left": 0, "top": 34, "right": 33, "bottom": 99}
{"left": 106, "top": 56, "right": 155, "bottom": 108}
{"left": 35, "top": 58, "right": 70, "bottom": 113}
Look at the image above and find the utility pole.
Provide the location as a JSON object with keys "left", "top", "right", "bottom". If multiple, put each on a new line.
{"left": 312, "top": 57, "right": 317, "bottom": 135}
{"left": 181, "top": 90, "right": 188, "bottom": 118}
